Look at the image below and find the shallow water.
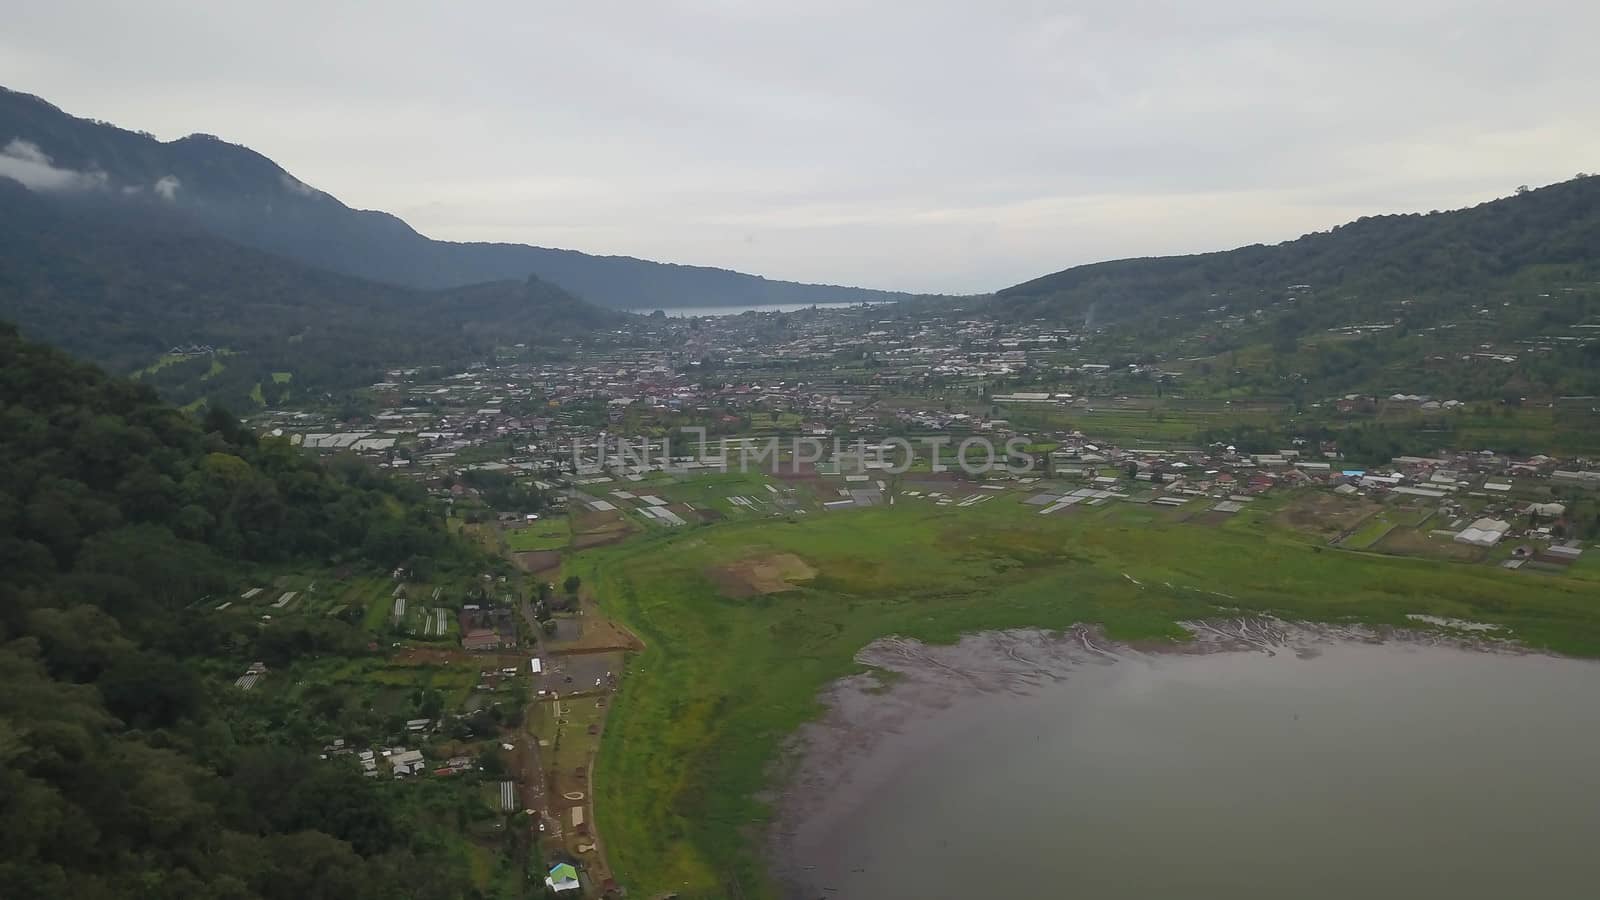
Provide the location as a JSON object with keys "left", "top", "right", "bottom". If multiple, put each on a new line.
{"left": 775, "top": 626, "right": 1600, "bottom": 899}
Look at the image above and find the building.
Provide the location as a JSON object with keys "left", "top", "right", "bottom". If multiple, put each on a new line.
{"left": 1454, "top": 518, "right": 1511, "bottom": 548}
{"left": 390, "top": 749, "right": 425, "bottom": 776}
{"left": 459, "top": 606, "right": 516, "bottom": 651}
{"left": 545, "top": 863, "right": 580, "bottom": 894}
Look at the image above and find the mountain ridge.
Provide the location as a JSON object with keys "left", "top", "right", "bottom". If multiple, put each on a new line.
{"left": 0, "top": 175, "right": 626, "bottom": 408}
{"left": 993, "top": 173, "right": 1600, "bottom": 323}
{"left": 0, "top": 85, "right": 912, "bottom": 309}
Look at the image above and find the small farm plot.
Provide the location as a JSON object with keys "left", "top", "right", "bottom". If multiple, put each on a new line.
{"left": 1341, "top": 505, "right": 1435, "bottom": 550}
{"left": 506, "top": 519, "right": 570, "bottom": 551}
{"left": 403, "top": 603, "right": 457, "bottom": 640}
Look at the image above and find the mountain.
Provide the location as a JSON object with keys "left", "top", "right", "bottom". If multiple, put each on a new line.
{"left": 0, "top": 176, "right": 625, "bottom": 408}
{"left": 987, "top": 175, "right": 1600, "bottom": 404}
{"left": 0, "top": 86, "right": 908, "bottom": 309}
{"left": 994, "top": 174, "right": 1600, "bottom": 324}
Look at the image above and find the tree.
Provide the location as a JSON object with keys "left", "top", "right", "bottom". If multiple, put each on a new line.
{"left": 562, "top": 575, "right": 581, "bottom": 595}
{"left": 97, "top": 652, "right": 204, "bottom": 728}
{"left": 477, "top": 750, "right": 508, "bottom": 779}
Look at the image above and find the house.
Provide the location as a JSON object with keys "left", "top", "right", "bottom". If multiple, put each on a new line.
{"left": 545, "top": 863, "right": 581, "bottom": 893}
{"left": 390, "top": 749, "right": 425, "bottom": 776}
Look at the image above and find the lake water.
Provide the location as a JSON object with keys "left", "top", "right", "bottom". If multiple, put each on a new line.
{"left": 625, "top": 300, "right": 891, "bottom": 317}
{"left": 774, "top": 624, "right": 1600, "bottom": 899}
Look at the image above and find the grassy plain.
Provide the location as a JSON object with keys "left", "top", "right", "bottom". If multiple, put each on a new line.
{"left": 574, "top": 492, "right": 1600, "bottom": 898}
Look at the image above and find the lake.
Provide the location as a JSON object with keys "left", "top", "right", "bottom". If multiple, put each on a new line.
{"left": 773, "top": 623, "right": 1600, "bottom": 899}
{"left": 625, "top": 300, "right": 891, "bottom": 317}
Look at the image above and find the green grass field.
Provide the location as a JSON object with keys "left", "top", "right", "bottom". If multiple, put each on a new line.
{"left": 573, "top": 494, "right": 1600, "bottom": 898}
{"left": 643, "top": 470, "right": 797, "bottom": 518}
{"left": 505, "top": 519, "right": 570, "bottom": 551}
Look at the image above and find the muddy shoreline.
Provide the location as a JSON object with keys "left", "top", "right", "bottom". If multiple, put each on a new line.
{"left": 764, "top": 618, "right": 1530, "bottom": 898}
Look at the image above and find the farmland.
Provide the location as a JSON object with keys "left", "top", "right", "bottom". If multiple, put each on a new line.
{"left": 573, "top": 492, "right": 1600, "bottom": 898}
{"left": 505, "top": 519, "right": 571, "bottom": 551}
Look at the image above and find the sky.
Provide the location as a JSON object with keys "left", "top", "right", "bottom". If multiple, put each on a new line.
{"left": 3, "top": 1, "right": 1597, "bottom": 294}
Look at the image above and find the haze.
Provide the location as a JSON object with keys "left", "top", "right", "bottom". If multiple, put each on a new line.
{"left": 4, "top": 0, "right": 1596, "bottom": 293}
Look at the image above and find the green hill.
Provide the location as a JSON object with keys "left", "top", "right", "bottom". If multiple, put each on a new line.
{"left": 996, "top": 174, "right": 1600, "bottom": 324}
{"left": 990, "top": 175, "right": 1600, "bottom": 400}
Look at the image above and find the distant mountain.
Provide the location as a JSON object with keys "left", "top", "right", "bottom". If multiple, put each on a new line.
{"left": 0, "top": 177, "right": 624, "bottom": 408}
{"left": 0, "top": 86, "right": 909, "bottom": 309}
{"left": 995, "top": 174, "right": 1600, "bottom": 324}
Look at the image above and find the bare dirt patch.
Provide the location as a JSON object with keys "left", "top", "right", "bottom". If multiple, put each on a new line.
{"left": 707, "top": 552, "right": 819, "bottom": 598}
{"left": 570, "top": 509, "right": 636, "bottom": 549}
{"left": 541, "top": 615, "right": 643, "bottom": 654}
{"left": 1375, "top": 526, "right": 1483, "bottom": 561}
{"left": 512, "top": 549, "right": 563, "bottom": 573}
{"left": 1272, "top": 491, "right": 1380, "bottom": 538}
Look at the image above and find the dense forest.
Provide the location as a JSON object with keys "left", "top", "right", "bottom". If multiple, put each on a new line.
{"left": 0, "top": 322, "right": 489, "bottom": 899}
{"left": 1, "top": 85, "right": 909, "bottom": 309}
{"left": 0, "top": 177, "right": 627, "bottom": 408}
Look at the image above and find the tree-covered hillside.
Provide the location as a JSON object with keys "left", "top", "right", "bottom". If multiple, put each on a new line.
{"left": 986, "top": 175, "right": 1600, "bottom": 401}
{"left": 0, "top": 178, "right": 625, "bottom": 408}
{"left": 996, "top": 175, "right": 1600, "bottom": 324}
{"left": 0, "top": 323, "right": 486, "bottom": 899}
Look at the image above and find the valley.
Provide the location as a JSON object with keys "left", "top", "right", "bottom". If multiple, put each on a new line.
{"left": 3, "top": 67, "right": 1600, "bottom": 900}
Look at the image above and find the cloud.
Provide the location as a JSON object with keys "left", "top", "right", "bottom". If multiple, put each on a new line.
{"left": 280, "top": 172, "right": 315, "bottom": 196}
{"left": 0, "top": 138, "right": 108, "bottom": 191}
{"left": 153, "top": 174, "right": 181, "bottom": 200}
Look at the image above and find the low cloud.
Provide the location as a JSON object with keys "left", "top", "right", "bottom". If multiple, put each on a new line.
{"left": 0, "top": 138, "right": 108, "bottom": 191}
{"left": 153, "top": 174, "right": 181, "bottom": 200}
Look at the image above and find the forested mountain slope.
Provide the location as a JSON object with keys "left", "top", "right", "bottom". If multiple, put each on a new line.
{"left": 996, "top": 174, "right": 1600, "bottom": 325}
{"left": 985, "top": 176, "right": 1600, "bottom": 403}
{"left": 0, "top": 178, "right": 624, "bottom": 408}
{"left": 0, "top": 324, "right": 487, "bottom": 899}
{"left": 1, "top": 85, "right": 908, "bottom": 309}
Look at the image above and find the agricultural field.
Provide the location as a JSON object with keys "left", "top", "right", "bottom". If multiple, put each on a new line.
{"left": 634, "top": 470, "right": 808, "bottom": 520}
{"left": 1271, "top": 491, "right": 1381, "bottom": 540}
{"left": 572, "top": 496, "right": 1600, "bottom": 897}
{"left": 1340, "top": 505, "right": 1435, "bottom": 549}
{"left": 505, "top": 518, "right": 571, "bottom": 551}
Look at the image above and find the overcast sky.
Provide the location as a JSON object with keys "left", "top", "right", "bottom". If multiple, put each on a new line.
{"left": 3, "top": 1, "right": 1597, "bottom": 294}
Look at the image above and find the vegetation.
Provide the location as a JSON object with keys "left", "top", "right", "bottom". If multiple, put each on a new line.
{"left": 0, "top": 323, "right": 500, "bottom": 898}
{"left": 574, "top": 494, "right": 1600, "bottom": 897}
{"left": 996, "top": 175, "right": 1600, "bottom": 325}
{"left": 0, "top": 178, "right": 626, "bottom": 409}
